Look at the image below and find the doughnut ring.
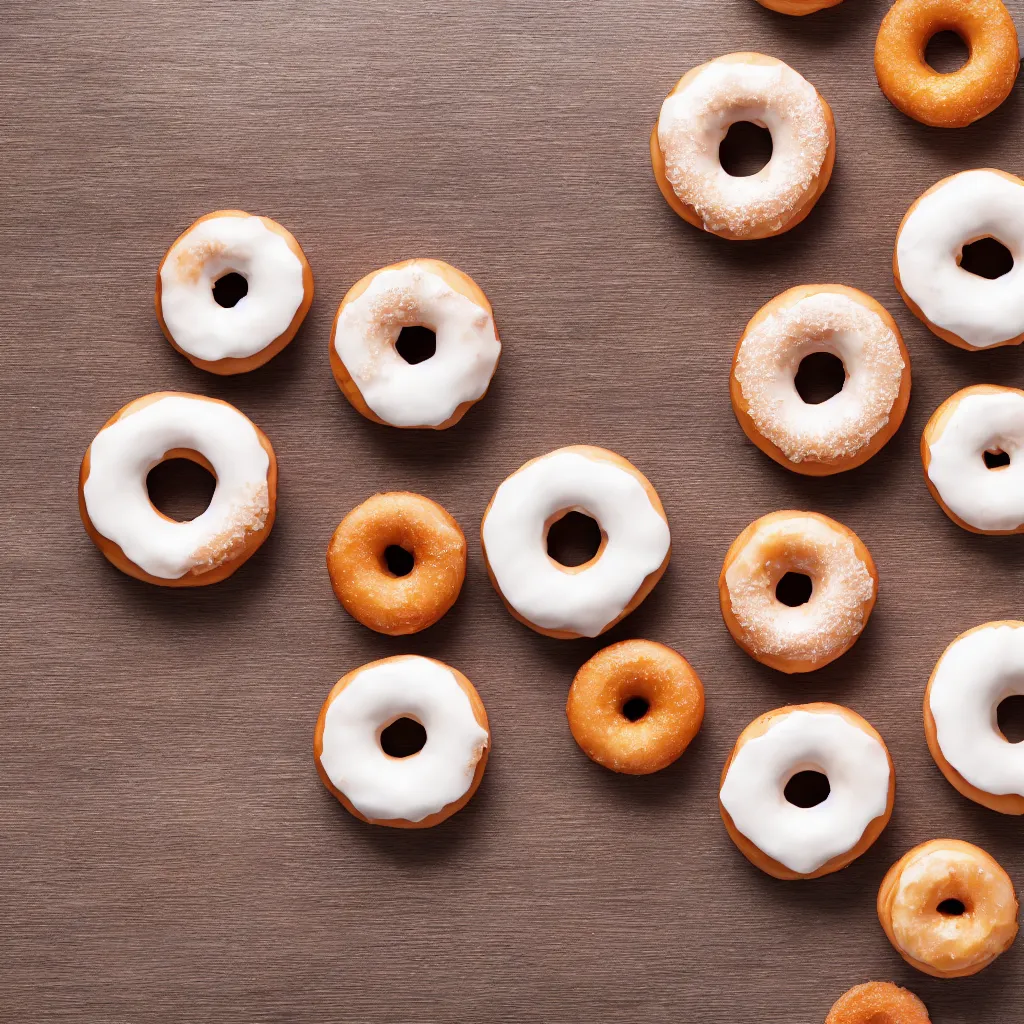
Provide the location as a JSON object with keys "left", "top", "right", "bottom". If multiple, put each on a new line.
{"left": 719, "top": 703, "right": 894, "bottom": 880}
{"left": 731, "top": 285, "right": 910, "bottom": 475}
{"left": 314, "top": 655, "right": 490, "bottom": 829}
{"left": 156, "top": 210, "right": 313, "bottom": 374}
{"left": 756, "top": 0, "right": 842, "bottom": 13}
{"left": 326, "top": 492, "right": 466, "bottom": 636}
{"left": 651, "top": 52, "right": 835, "bottom": 240}
{"left": 481, "top": 446, "right": 671, "bottom": 639}
{"left": 566, "top": 640, "right": 705, "bottom": 775}
{"left": 719, "top": 511, "right": 878, "bottom": 673}
{"left": 80, "top": 392, "right": 276, "bottom": 586}
{"left": 875, "top": 0, "right": 1018, "bottom": 128}
{"left": 330, "top": 258, "right": 501, "bottom": 429}
{"left": 825, "top": 982, "right": 930, "bottom": 1024}
{"left": 878, "top": 839, "right": 1018, "bottom": 977}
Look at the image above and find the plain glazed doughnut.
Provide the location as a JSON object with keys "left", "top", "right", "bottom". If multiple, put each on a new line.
{"left": 326, "top": 492, "right": 466, "bottom": 636}
{"left": 79, "top": 392, "right": 276, "bottom": 587}
{"left": 156, "top": 210, "right": 313, "bottom": 374}
{"left": 330, "top": 258, "right": 501, "bottom": 429}
{"left": 566, "top": 640, "right": 705, "bottom": 774}
{"left": 731, "top": 285, "right": 911, "bottom": 475}
{"left": 314, "top": 655, "right": 490, "bottom": 829}
{"left": 757, "top": 0, "right": 842, "bottom": 14}
{"left": 824, "top": 982, "right": 930, "bottom": 1024}
{"left": 719, "top": 511, "right": 877, "bottom": 673}
{"left": 651, "top": 52, "right": 835, "bottom": 240}
{"left": 481, "top": 446, "right": 671, "bottom": 639}
{"left": 719, "top": 703, "right": 894, "bottom": 880}
{"left": 875, "top": 0, "right": 1018, "bottom": 128}
{"left": 878, "top": 839, "right": 1018, "bottom": 977}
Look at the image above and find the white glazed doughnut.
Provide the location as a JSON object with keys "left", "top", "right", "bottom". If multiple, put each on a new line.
{"left": 79, "top": 393, "right": 276, "bottom": 586}
{"left": 895, "top": 170, "right": 1024, "bottom": 350}
{"left": 481, "top": 446, "right": 671, "bottom": 639}
{"left": 330, "top": 258, "right": 501, "bottom": 429}
{"left": 157, "top": 210, "right": 313, "bottom": 374}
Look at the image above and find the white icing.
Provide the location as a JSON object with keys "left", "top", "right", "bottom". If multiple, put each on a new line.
{"left": 319, "top": 657, "right": 489, "bottom": 823}
{"left": 896, "top": 170, "right": 1024, "bottom": 348}
{"left": 720, "top": 709, "right": 891, "bottom": 875}
{"left": 481, "top": 449, "right": 670, "bottom": 637}
{"left": 926, "top": 390, "right": 1024, "bottom": 531}
{"left": 159, "top": 214, "right": 307, "bottom": 361}
{"left": 333, "top": 264, "right": 501, "bottom": 427}
{"left": 83, "top": 395, "right": 271, "bottom": 579}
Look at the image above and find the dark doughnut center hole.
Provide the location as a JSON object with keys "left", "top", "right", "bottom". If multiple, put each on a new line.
{"left": 396, "top": 326, "right": 437, "bottom": 364}
{"left": 719, "top": 121, "right": 773, "bottom": 178}
{"left": 997, "top": 695, "right": 1024, "bottom": 743}
{"left": 937, "top": 898, "right": 966, "bottom": 916}
{"left": 383, "top": 545, "right": 414, "bottom": 577}
{"left": 212, "top": 272, "right": 248, "bottom": 308}
{"left": 795, "top": 352, "right": 846, "bottom": 405}
{"left": 775, "top": 572, "right": 813, "bottom": 608}
{"left": 622, "top": 696, "right": 650, "bottom": 722}
{"left": 379, "top": 717, "right": 427, "bottom": 758}
{"left": 924, "top": 30, "right": 970, "bottom": 74}
{"left": 546, "top": 511, "right": 602, "bottom": 567}
{"left": 959, "top": 237, "right": 1014, "bottom": 280}
{"left": 784, "top": 770, "right": 831, "bottom": 808}
{"left": 146, "top": 458, "right": 216, "bottom": 522}
{"left": 984, "top": 448, "right": 1011, "bottom": 469}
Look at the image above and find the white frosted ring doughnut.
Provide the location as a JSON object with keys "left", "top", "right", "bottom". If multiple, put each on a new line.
{"left": 651, "top": 52, "right": 835, "bottom": 240}
{"left": 157, "top": 210, "right": 313, "bottom": 374}
{"left": 314, "top": 656, "right": 490, "bottom": 829}
{"left": 719, "top": 703, "right": 894, "bottom": 879}
{"left": 731, "top": 285, "right": 911, "bottom": 474}
{"left": 481, "top": 446, "right": 671, "bottom": 639}
{"left": 330, "top": 258, "right": 501, "bottom": 429}
{"left": 895, "top": 170, "right": 1024, "bottom": 350}
{"left": 79, "top": 393, "right": 276, "bottom": 586}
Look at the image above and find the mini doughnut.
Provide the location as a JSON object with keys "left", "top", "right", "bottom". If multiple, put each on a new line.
{"left": 566, "top": 640, "right": 705, "bottom": 775}
{"left": 651, "top": 52, "right": 835, "bottom": 240}
{"left": 719, "top": 511, "right": 877, "bottom": 673}
{"left": 326, "top": 492, "right": 466, "bottom": 636}
{"left": 79, "top": 392, "right": 276, "bottom": 586}
{"left": 922, "top": 385, "right": 1024, "bottom": 533}
{"left": 878, "top": 839, "right": 1018, "bottom": 977}
{"left": 875, "top": 0, "right": 1018, "bottom": 128}
{"left": 481, "top": 446, "right": 671, "bottom": 639}
{"left": 825, "top": 982, "right": 930, "bottom": 1024}
{"left": 757, "top": 0, "right": 842, "bottom": 13}
{"left": 895, "top": 169, "right": 1024, "bottom": 350}
{"left": 926, "top": 621, "right": 1024, "bottom": 814}
{"left": 314, "top": 655, "right": 490, "bottom": 829}
{"left": 720, "top": 703, "right": 894, "bottom": 880}
{"left": 330, "top": 258, "right": 501, "bottom": 429}
{"left": 732, "top": 285, "right": 911, "bottom": 475}
{"left": 156, "top": 210, "right": 313, "bottom": 374}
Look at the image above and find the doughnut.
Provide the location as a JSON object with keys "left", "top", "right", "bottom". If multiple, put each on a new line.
{"left": 330, "top": 258, "right": 501, "bottom": 429}
{"left": 651, "top": 52, "right": 835, "bottom": 240}
{"left": 79, "top": 392, "right": 276, "bottom": 586}
{"left": 878, "top": 839, "right": 1018, "bottom": 977}
{"left": 757, "top": 0, "right": 842, "bottom": 13}
{"left": 895, "top": 169, "right": 1024, "bottom": 350}
{"left": 314, "top": 655, "right": 490, "bottom": 829}
{"left": 326, "top": 492, "right": 466, "bottom": 636}
{"left": 922, "top": 385, "right": 1024, "bottom": 534}
{"left": 156, "top": 210, "right": 313, "bottom": 374}
{"left": 731, "top": 285, "right": 911, "bottom": 475}
{"left": 875, "top": 0, "right": 1018, "bottom": 128}
{"left": 481, "top": 446, "right": 671, "bottom": 639}
{"left": 925, "top": 621, "right": 1024, "bottom": 814}
{"left": 719, "top": 511, "right": 877, "bottom": 673}
{"left": 825, "top": 982, "right": 930, "bottom": 1024}
{"left": 566, "top": 640, "right": 705, "bottom": 774}
{"left": 719, "top": 703, "right": 894, "bottom": 880}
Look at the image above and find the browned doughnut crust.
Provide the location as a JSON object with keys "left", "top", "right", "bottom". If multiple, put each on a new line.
{"left": 757, "top": 0, "right": 843, "bottom": 12}
{"left": 824, "top": 981, "right": 930, "bottom": 1024}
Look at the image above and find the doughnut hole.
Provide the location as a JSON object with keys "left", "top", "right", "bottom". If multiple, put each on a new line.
{"left": 784, "top": 769, "right": 830, "bottom": 808}
{"left": 212, "top": 272, "right": 248, "bottom": 308}
{"left": 719, "top": 121, "right": 773, "bottom": 177}
{"left": 379, "top": 716, "right": 427, "bottom": 758}
{"left": 545, "top": 510, "right": 606, "bottom": 570}
{"left": 775, "top": 571, "right": 813, "bottom": 607}
{"left": 382, "top": 544, "right": 415, "bottom": 577}
{"left": 925, "top": 29, "right": 970, "bottom": 74}
{"left": 983, "top": 448, "right": 1011, "bottom": 470}
{"left": 146, "top": 454, "right": 217, "bottom": 522}
{"left": 795, "top": 351, "right": 846, "bottom": 405}
{"left": 959, "top": 237, "right": 1013, "bottom": 280}
{"left": 938, "top": 897, "right": 967, "bottom": 916}
{"left": 621, "top": 696, "right": 650, "bottom": 722}
{"left": 997, "top": 694, "right": 1024, "bottom": 742}
{"left": 395, "top": 325, "right": 437, "bottom": 364}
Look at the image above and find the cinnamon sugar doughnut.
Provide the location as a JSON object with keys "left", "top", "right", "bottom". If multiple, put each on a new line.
{"left": 825, "top": 982, "right": 930, "bottom": 1024}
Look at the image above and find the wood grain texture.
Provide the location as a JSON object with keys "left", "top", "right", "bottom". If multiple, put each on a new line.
{"left": 2, "top": 1, "right": 1024, "bottom": 1020}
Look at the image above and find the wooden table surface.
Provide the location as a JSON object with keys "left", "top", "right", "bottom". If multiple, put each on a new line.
{"left": 4, "top": 1, "right": 1024, "bottom": 1021}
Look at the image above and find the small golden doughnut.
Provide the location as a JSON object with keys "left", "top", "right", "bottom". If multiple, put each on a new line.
{"left": 875, "top": 0, "right": 1019, "bottom": 128}
{"left": 326, "top": 492, "right": 466, "bottom": 636}
{"left": 878, "top": 839, "right": 1019, "bottom": 977}
{"left": 566, "top": 640, "right": 705, "bottom": 775}
{"left": 757, "top": 0, "right": 842, "bottom": 13}
{"left": 824, "top": 982, "right": 930, "bottom": 1024}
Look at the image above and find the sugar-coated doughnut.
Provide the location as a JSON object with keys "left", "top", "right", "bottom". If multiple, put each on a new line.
{"left": 757, "top": 0, "right": 842, "bottom": 13}
{"left": 314, "top": 655, "right": 490, "bottom": 829}
{"left": 875, "top": 0, "right": 1018, "bottom": 128}
{"left": 731, "top": 285, "right": 910, "bottom": 475}
{"left": 566, "top": 640, "right": 705, "bottom": 774}
{"left": 720, "top": 703, "right": 894, "bottom": 880}
{"left": 79, "top": 392, "right": 276, "bottom": 587}
{"left": 330, "top": 258, "right": 501, "bottom": 429}
{"left": 719, "top": 511, "right": 877, "bottom": 673}
{"left": 326, "top": 492, "right": 466, "bottom": 636}
{"left": 481, "top": 446, "right": 671, "bottom": 639}
{"left": 895, "top": 170, "right": 1024, "bottom": 350}
{"left": 878, "top": 839, "right": 1018, "bottom": 977}
{"left": 156, "top": 210, "right": 313, "bottom": 374}
{"left": 651, "top": 52, "right": 835, "bottom": 240}
{"left": 825, "top": 982, "right": 930, "bottom": 1024}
